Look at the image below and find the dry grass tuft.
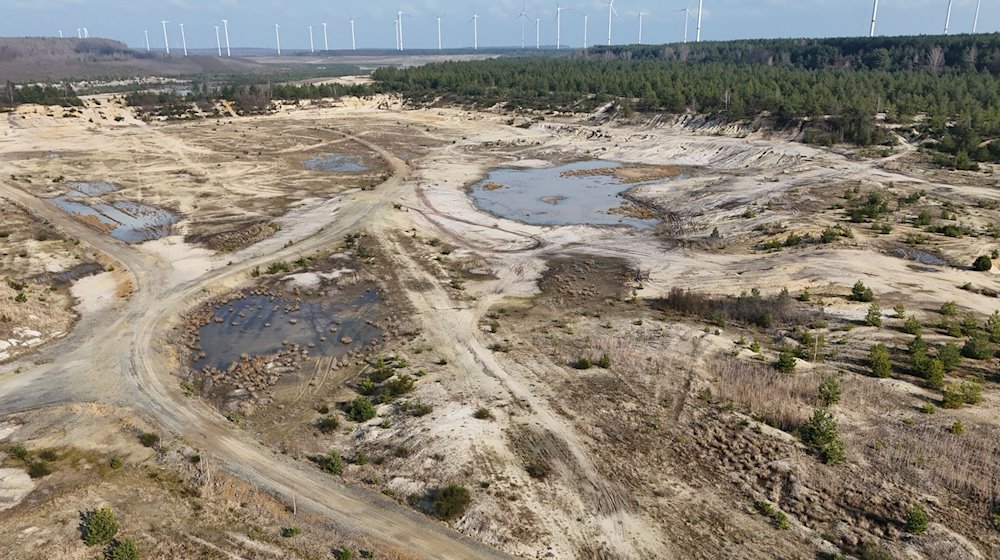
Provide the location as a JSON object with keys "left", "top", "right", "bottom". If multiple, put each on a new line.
{"left": 710, "top": 358, "right": 816, "bottom": 430}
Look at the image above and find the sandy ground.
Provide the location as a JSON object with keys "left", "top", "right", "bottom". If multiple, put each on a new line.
{"left": 0, "top": 93, "right": 998, "bottom": 559}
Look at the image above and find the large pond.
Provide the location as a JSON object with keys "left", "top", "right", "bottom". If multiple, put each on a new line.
{"left": 193, "top": 291, "right": 380, "bottom": 371}
{"left": 468, "top": 161, "right": 660, "bottom": 228}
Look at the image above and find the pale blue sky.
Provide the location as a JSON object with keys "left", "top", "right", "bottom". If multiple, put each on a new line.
{"left": 1, "top": 1, "right": 995, "bottom": 51}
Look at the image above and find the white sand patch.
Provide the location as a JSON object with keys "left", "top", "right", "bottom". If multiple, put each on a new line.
{"left": 0, "top": 469, "right": 34, "bottom": 512}
{"left": 140, "top": 235, "right": 219, "bottom": 283}
{"left": 71, "top": 271, "right": 116, "bottom": 314}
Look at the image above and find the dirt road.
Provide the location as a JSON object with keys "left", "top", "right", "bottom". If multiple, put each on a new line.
{"left": 0, "top": 124, "right": 513, "bottom": 559}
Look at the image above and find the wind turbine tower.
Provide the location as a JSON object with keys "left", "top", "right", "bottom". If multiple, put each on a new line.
{"left": 222, "top": 19, "right": 231, "bottom": 56}
{"left": 215, "top": 26, "right": 222, "bottom": 56}
{"left": 309, "top": 25, "right": 315, "bottom": 53}
{"left": 679, "top": 8, "right": 691, "bottom": 43}
{"left": 974, "top": 0, "right": 983, "bottom": 33}
{"left": 161, "top": 20, "right": 170, "bottom": 54}
{"left": 180, "top": 23, "right": 188, "bottom": 56}
{"left": 437, "top": 15, "right": 444, "bottom": 50}
{"left": 274, "top": 24, "right": 281, "bottom": 56}
{"left": 471, "top": 14, "right": 480, "bottom": 50}
{"left": 870, "top": 0, "right": 879, "bottom": 37}
{"left": 144, "top": 29, "right": 150, "bottom": 51}
{"left": 83, "top": 28, "right": 89, "bottom": 38}
{"left": 535, "top": 17, "right": 541, "bottom": 49}
{"left": 323, "top": 22, "right": 329, "bottom": 50}
{"left": 77, "top": 28, "right": 82, "bottom": 39}
{"left": 518, "top": 2, "right": 530, "bottom": 49}
{"left": 556, "top": 4, "right": 562, "bottom": 50}
{"left": 696, "top": 0, "right": 703, "bottom": 42}
{"left": 397, "top": 10, "right": 406, "bottom": 51}
{"left": 638, "top": 10, "right": 648, "bottom": 44}
{"left": 944, "top": 0, "right": 954, "bottom": 34}
{"left": 606, "top": 0, "right": 617, "bottom": 46}
{"left": 584, "top": 14, "right": 589, "bottom": 48}
{"left": 350, "top": 19, "right": 357, "bottom": 50}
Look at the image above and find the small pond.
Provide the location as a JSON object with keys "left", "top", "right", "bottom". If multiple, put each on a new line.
{"left": 193, "top": 291, "right": 380, "bottom": 371}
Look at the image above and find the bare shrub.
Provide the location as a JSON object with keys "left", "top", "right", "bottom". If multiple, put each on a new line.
{"left": 653, "top": 288, "right": 806, "bottom": 328}
{"left": 710, "top": 358, "right": 815, "bottom": 430}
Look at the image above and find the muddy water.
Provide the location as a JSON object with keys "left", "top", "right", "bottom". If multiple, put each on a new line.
{"left": 894, "top": 247, "right": 949, "bottom": 266}
{"left": 303, "top": 153, "right": 369, "bottom": 172}
{"left": 49, "top": 183, "right": 179, "bottom": 243}
{"left": 193, "top": 291, "right": 380, "bottom": 371}
{"left": 468, "top": 161, "right": 658, "bottom": 228}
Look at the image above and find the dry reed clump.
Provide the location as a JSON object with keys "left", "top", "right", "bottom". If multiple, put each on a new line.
{"left": 853, "top": 419, "right": 1000, "bottom": 512}
{"left": 710, "top": 358, "right": 816, "bottom": 431}
{"left": 653, "top": 288, "right": 807, "bottom": 328}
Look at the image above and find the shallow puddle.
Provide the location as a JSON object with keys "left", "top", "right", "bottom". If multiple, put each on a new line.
{"left": 303, "top": 153, "right": 369, "bottom": 172}
{"left": 895, "top": 247, "right": 949, "bottom": 266}
{"left": 49, "top": 183, "right": 179, "bottom": 243}
{"left": 193, "top": 291, "right": 380, "bottom": 371}
{"left": 468, "top": 161, "right": 659, "bottom": 228}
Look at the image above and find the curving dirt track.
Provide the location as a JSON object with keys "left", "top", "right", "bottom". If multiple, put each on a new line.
{"left": 0, "top": 123, "right": 513, "bottom": 559}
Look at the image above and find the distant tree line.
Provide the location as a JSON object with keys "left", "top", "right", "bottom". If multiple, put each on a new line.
{"left": 1, "top": 81, "right": 82, "bottom": 108}
{"left": 369, "top": 35, "right": 1000, "bottom": 164}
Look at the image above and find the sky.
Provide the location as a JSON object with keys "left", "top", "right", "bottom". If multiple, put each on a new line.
{"left": 1, "top": 1, "right": 996, "bottom": 52}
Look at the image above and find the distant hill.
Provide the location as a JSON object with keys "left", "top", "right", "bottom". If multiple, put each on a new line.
{"left": 0, "top": 37, "right": 302, "bottom": 82}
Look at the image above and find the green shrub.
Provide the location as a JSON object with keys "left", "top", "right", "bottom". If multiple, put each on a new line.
{"left": 473, "top": 407, "right": 494, "bottom": 420}
{"left": 107, "top": 537, "right": 141, "bottom": 560}
{"left": 924, "top": 359, "right": 945, "bottom": 390}
{"left": 595, "top": 354, "right": 612, "bottom": 369}
{"left": 749, "top": 340, "right": 761, "bottom": 353}
{"left": 409, "top": 402, "right": 433, "bottom": 417}
{"left": 800, "top": 409, "right": 846, "bottom": 465}
{"left": 380, "top": 375, "right": 415, "bottom": 402}
{"left": 334, "top": 549, "right": 354, "bottom": 560}
{"left": 987, "top": 311, "right": 1000, "bottom": 343}
{"left": 864, "top": 304, "right": 883, "bottom": 327}
{"left": 902, "top": 316, "right": 922, "bottom": 335}
{"left": 868, "top": 343, "right": 892, "bottom": 378}
{"left": 9, "top": 443, "right": 29, "bottom": 461}
{"left": 942, "top": 381, "right": 983, "bottom": 409}
{"left": 109, "top": 457, "right": 123, "bottom": 470}
{"left": 939, "top": 301, "right": 958, "bottom": 317}
{"left": 973, "top": 255, "right": 993, "bottom": 271}
{"left": 432, "top": 484, "right": 472, "bottom": 520}
{"left": 525, "top": 461, "right": 550, "bottom": 480}
{"left": 950, "top": 420, "right": 965, "bottom": 435}
{"left": 851, "top": 281, "right": 875, "bottom": 302}
{"left": 960, "top": 313, "right": 979, "bottom": 336}
{"left": 905, "top": 505, "right": 929, "bottom": 535}
{"left": 818, "top": 377, "right": 842, "bottom": 407}
{"left": 962, "top": 335, "right": 994, "bottom": 360}
{"left": 14, "top": 292, "right": 27, "bottom": 303}
{"left": 346, "top": 397, "right": 376, "bottom": 422}
{"left": 81, "top": 507, "right": 119, "bottom": 546}
{"left": 914, "top": 210, "right": 933, "bottom": 226}
{"left": 281, "top": 527, "right": 301, "bottom": 538}
{"left": 775, "top": 346, "right": 797, "bottom": 373}
{"left": 754, "top": 500, "right": 791, "bottom": 529}
{"left": 938, "top": 342, "right": 961, "bottom": 372}
{"left": 316, "top": 416, "right": 340, "bottom": 434}
{"left": 325, "top": 450, "right": 344, "bottom": 475}
{"left": 892, "top": 303, "right": 906, "bottom": 318}
{"left": 137, "top": 432, "right": 159, "bottom": 448}
{"left": 570, "top": 357, "right": 593, "bottom": 370}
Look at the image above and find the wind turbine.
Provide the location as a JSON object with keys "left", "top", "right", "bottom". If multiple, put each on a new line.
{"left": 679, "top": 8, "right": 691, "bottom": 43}
{"left": 471, "top": 14, "right": 480, "bottom": 50}
{"left": 350, "top": 19, "right": 357, "bottom": 50}
{"left": 944, "top": 0, "right": 954, "bottom": 34}
{"left": 437, "top": 14, "right": 445, "bottom": 50}
{"left": 696, "top": 0, "right": 703, "bottom": 42}
{"left": 222, "top": 19, "right": 231, "bottom": 56}
{"left": 83, "top": 27, "right": 89, "bottom": 38}
{"left": 568, "top": 8, "right": 588, "bottom": 48}
{"left": 214, "top": 26, "right": 222, "bottom": 56}
{"left": 394, "top": 17, "right": 400, "bottom": 50}
{"left": 397, "top": 10, "right": 409, "bottom": 51}
{"left": 535, "top": 16, "right": 541, "bottom": 49}
{"left": 144, "top": 29, "right": 150, "bottom": 51}
{"left": 870, "top": 0, "right": 879, "bottom": 37}
{"left": 58, "top": 30, "right": 63, "bottom": 38}
{"left": 180, "top": 23, "right": 188, "bottom": 56}
{"left": 77, "top": 28, "right": 82, "bottom": 39}
{"left": 638, "top": 9, "right": 648, "bottom": 44}
{"left": 274, "top": 24, "right": 281, "bottom": 55}
{"left": 606, "top": 0, "right": 617, "bottom": 46}
{"left": 517, "top": 2, "right": 529, "bottom": 49}
{"left": 555, "top": 3, "right": 563, "bottom": 50}
{"left": 309, "top": 25, "right": 315, "bottom": 53}
{"left": 322, "top": 22, "right": 329, "bottom": 50}
{"left": 161, "top": 20, "right": 170, "bottom": 54}
{"left": 974, "top": 0, "right": 983, "bottom": 33}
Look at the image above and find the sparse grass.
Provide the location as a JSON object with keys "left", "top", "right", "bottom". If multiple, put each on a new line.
{"left": 754, "top": 500, "right": 790, "bottom": 529}
{"left": 712, "top": 359, "right": 813, "bottom": 430}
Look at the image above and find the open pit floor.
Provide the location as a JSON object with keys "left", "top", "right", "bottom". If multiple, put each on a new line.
{"left": 0, "top": 94, "right": 999, "bottom": 560}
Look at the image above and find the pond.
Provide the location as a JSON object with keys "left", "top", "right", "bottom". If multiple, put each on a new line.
{"left": 468, "top": 161, "right": 659, "bottom": 228}
{"left": 193, "top": 291, "right": 381, "bottom": 371}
